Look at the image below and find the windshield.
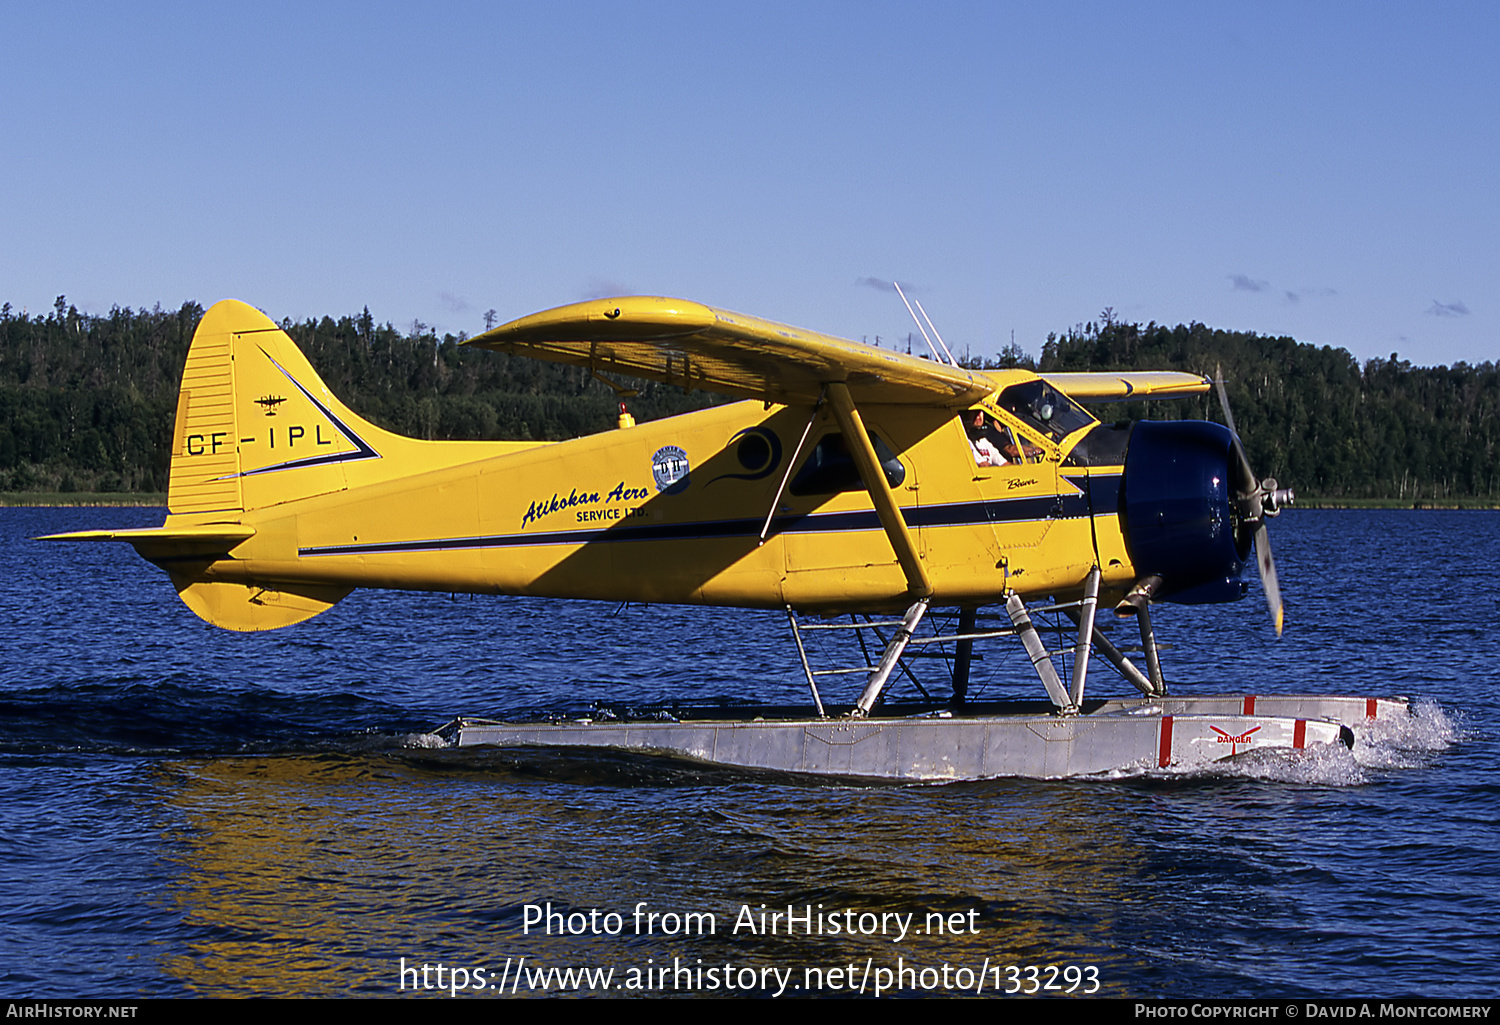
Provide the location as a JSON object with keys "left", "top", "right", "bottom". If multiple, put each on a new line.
{"left": 995, "top": 380, "right": 1095, "bottom": 443}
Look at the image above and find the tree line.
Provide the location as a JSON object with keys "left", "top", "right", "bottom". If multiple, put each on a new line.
{"left": 2, "top": 298, "right": 1495, "bottom": 501}
{"left": 0, "top": 297, "right": 722, "bottom": 493}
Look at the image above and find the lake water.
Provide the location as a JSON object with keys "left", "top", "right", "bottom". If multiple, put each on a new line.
{"left": 0, "top": 507, "right": 1493, "bottom": 999}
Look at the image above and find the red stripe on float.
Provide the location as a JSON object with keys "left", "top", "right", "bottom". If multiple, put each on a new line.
{"left": 1293, "top": 719, "right": 1307, "bottom": 749}
{"left": 1158, "top": 715, "right": 1174, "bottom": 767}
{"left": 1366, "top": 698, "right": 1378, "bottom": 719}
{"left": 1243, "top": 695, "right": 1256, "bottom": 715}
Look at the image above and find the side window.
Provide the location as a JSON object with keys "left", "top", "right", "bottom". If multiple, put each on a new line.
{"left": 962, "top": 410, "right": 1045, "bottom": 467}
{"left": 789, "top": 431, "right": 907, "bottom": 496}
{"left": 1008, "top": 428, "right": 1046, "bottom": 464}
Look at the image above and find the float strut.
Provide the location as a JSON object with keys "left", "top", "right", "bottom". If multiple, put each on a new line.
{"left": 1069, "top": 617, "right": 1158, "bottom": 698}
{"left": 786, "top": 607, "right": 827, "bottom": 718}
{"left": 951, "top": 607, "right": 977, "bottom": 705}
{"left": 1138, "top": 602, "right": 1167, "bottom": 696}
{"left": 1069, "top": 568, "right": 1100, "bottom": 707}
{"left": 1006, "top": 594, "right": 1075, "bottom": 713}
{"left": 852, "top": 598, "right": 928, "bottom": 717}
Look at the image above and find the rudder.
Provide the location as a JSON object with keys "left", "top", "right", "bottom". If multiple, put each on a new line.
{"left": 168, "top": 302, "right": 250, "bottom": 514}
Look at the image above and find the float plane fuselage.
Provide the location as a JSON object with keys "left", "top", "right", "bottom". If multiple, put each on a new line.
{"left": 55, "top": 297, "right": 1245, "bottom": 629}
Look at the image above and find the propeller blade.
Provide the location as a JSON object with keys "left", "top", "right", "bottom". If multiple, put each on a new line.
{"left": 1214, "top": 365, "right": 1258, "bottom": 497}
{"left": 1214, "top": 363, "right": 1239, "bottom": 437}
{"left": 1253, "top": 521, "right": 1284, "bottom": 637}
{"left": 1217, "top": 363, "right": 1286, "bottom": 636}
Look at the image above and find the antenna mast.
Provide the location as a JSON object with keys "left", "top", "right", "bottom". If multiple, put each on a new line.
{"left": 912, "top": 297, "right": 957, "bottom": 365}
{"left": 892, "top": 281, "right": 949, "bottom": 365}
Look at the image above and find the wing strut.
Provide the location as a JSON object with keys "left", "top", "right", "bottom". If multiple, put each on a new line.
{"left": 825, "top": 382, "right": 932, "bottom": 599}
{"left": 760, "top": 392, "right": 824, "bottom": 544}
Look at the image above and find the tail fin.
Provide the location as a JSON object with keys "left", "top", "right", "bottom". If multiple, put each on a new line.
{"left": 168, "top": 300, "right": 394, "bottom": 514}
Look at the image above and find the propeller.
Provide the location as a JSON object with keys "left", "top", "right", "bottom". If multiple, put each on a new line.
{"left": 1214, "top": 365, "right": 1294, "bottom": 635}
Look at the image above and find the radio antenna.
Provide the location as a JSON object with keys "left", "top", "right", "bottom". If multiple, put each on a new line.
{"left": 912, "top": 297, "right": 957, "bottom": 365}
{"left": 893, "top": 281, "right": 947, "bottom": 364}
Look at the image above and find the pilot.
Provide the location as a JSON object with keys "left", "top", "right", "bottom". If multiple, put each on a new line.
{"left": 965, "top": 411, "right": 1008, "bottom": 467}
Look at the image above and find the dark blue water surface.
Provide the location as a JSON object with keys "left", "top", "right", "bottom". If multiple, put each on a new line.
{"left": 0, "top": 507, "right": 1492, "bottom": 998}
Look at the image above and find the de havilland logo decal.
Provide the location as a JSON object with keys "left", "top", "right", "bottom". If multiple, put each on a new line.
{"left": 651, "top": 445, "right": 690, "bottom": 494}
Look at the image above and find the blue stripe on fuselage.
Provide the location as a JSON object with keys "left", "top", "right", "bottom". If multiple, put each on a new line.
{"left": 298, "top": 474, "right": 1124, "bottom": 558}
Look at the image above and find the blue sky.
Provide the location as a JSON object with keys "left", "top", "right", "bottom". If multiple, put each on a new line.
{"left": 3, "top": 1, "right": 1495, "bottom": 368}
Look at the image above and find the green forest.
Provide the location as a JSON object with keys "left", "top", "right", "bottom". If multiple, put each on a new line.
{"left": 1036, "top": 316, "right": 1499, "bottom": 503}
{"left": 2, "top": 297, "right": 1496, "bottom": 502}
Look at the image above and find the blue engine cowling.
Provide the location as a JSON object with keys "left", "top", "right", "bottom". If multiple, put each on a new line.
{"left": 1120, "top": 420, "right": 1250, "bottom": 605}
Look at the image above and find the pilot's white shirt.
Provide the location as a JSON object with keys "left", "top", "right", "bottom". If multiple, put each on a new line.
{"left": 971, "top": 437, "right": 1007, "bottom": 467}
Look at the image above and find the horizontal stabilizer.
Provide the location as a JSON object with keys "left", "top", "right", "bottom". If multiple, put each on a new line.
{"left": 42, "top": 525, "right": 255, "bottom": 544}
{"left": 48, "top": 524, "right": 348, "bottom": 630}
{"left": 42, "top": 524, "right": 256, "bottom": 565}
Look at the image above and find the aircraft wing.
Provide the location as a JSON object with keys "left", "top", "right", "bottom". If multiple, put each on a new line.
{"left": 469, "top": 296, "right": 995, "bottom": 407}
{"left": 1041, "top": 371, "right": 1211, "bottom": 401}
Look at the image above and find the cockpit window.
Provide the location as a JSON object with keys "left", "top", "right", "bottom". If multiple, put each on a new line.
{"left": 962, "top": 410, "right": 1044, "bottom": 466}
{"left": 996, "top": 380, "right": 1094, "bottom": 443}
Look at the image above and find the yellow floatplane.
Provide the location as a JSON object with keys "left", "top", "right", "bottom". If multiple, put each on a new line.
{"left": 49, "top": 296, "right": 1404, "bottom": 778}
